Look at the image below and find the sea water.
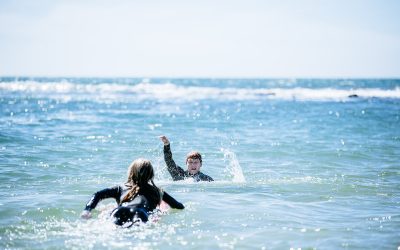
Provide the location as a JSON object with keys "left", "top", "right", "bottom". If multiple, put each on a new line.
{"left": 0, "top": 78, "right": 399, "bottom": 249}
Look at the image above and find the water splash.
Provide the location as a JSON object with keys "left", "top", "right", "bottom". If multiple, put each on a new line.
{"left": 221, "top": 148, "right": 246, "bottom": 183}
{"left": 1, "top": 202, "right": 185, "bottom": 250}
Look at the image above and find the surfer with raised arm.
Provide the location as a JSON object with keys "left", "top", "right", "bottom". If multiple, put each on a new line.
{"left": 159, "top": 135, "right": 214, "bottom": 182}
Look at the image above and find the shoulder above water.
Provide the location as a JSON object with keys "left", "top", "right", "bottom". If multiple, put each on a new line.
{"left": 185, "top": 171, "right": 214, "bottom": 182}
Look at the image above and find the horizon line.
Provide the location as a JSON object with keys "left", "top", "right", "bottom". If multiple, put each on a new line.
{"left": 1, "top": 75, "right": 400, "bottom": 80}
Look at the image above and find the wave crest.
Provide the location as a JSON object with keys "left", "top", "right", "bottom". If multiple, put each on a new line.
{"left": 1, "top": 80, "right": 399, "bottom": 102}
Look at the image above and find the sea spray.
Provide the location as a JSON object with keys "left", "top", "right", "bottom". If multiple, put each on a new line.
{"left": 221, "top": 148, "right": 246, "bottom": 183}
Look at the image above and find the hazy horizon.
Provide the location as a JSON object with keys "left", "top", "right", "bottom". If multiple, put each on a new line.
{"left": 1, "top": 0, "right": 400, "bottom": 78}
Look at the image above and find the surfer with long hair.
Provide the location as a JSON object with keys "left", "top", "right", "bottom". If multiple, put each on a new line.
{"left": 81, "top": 158, "right": 184, "bottom": 226}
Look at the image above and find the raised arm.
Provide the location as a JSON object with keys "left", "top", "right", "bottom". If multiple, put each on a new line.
{"left": 159, "top": 136, "right": 186, "bottom": 181}
{"left": 159, "top": 135, "right": 170, "bottom": 146}
{"left": 162, "top": 191, "right": 185, "bottom": 209}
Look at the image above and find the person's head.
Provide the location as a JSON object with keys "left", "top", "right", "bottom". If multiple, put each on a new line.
{"left": 126, "top": 158, "right": 154, "bottom": 186}
{"left": 186, "top": 151, "right": 202, "bottom": 175}
{"left": 122, "top": 158, "right": 161, "bottom": 206}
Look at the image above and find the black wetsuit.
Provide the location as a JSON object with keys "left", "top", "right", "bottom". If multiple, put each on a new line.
{"left": 84, "top": 183, "right": 184, "bottom": 226}
{"left": 163, "top": 144, "right": 214, "bottom": 182}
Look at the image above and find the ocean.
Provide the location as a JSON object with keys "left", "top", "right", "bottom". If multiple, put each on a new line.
{"left": 0, "top": 77, "right": 399, "bottom": 249}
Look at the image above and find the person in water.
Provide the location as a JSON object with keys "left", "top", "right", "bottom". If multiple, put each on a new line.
{"left": 159, "top": 135, "right": 214, "bottom": 182}
{"left": 80, "top": 158, "right": 184, "bottom": 226}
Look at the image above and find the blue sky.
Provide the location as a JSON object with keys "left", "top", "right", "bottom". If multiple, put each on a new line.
{"left": 0, "top": 0, "right": 399, "bottom": 78}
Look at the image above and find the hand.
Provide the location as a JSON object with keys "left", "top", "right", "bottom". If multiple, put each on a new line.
{"left": 80, "top": 210, "right": 92, "bottom": 219}
{"left": 159, "top": 135, "right": 170, "bottom": 145}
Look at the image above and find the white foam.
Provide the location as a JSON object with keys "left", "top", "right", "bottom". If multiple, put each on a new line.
{"left": 1, "top": 80, "right": 399, "bottom": 102}
{"left": 221, "top": 148, "right": 246, "bottom": 183}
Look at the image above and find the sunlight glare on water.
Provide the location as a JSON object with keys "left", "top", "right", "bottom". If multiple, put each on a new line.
{"left": 0, "top": 78, "right": 399, "bottom": 249}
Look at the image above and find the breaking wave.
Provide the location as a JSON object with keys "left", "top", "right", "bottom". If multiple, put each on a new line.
{"left": 1, "top": 80, "right": 399, "bottom": 102}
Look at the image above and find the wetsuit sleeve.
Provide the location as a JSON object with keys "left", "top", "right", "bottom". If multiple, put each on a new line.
{"left": 84, "top": 186, "right": 121, "bottom": 211}
{"left": 203, "top": 174, "right": 214, "bottom": 182}
{"left": 162, "top": 191, "right": 185, "bottom": 209}
{"left": 164, "top": 144, "right": 186, "bottom": 181}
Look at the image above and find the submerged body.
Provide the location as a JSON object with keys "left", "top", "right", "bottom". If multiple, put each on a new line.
{"left": 163, "top": 144, "right": 214, "bottom": 182}
{"left": 81, "top": 158, "right": 184, "bottom": 227}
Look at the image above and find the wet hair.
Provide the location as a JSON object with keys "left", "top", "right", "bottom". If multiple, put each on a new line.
{"left": 120, "top": 158, "right": 161, "bottom": 206}
{"left": 186, "top": 151, "right": 202, "bottom": 164}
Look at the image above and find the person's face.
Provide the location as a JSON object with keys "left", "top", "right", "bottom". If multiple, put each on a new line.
{"left": 186, "top": 158, "right": 202, "bottom": 175}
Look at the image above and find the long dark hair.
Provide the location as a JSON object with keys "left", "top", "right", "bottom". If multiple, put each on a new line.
{"left": 120, "top": 158, "right": 161, "bottom": 208}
